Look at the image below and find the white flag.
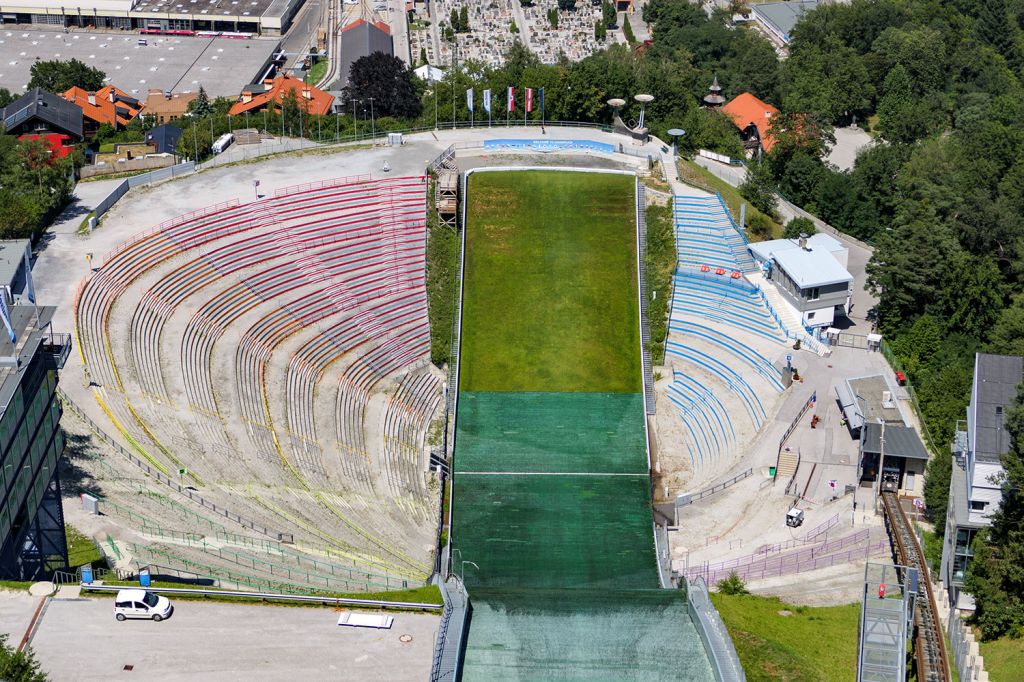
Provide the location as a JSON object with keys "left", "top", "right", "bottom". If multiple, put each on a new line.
{"left": 483, "top": 89, "right": 491, "bottom": 114}
{"left": 466, "top": 88, "right": 474, "bottom": 113}
{"left": 0, "top": 290, "right": 15, "bottom": 343}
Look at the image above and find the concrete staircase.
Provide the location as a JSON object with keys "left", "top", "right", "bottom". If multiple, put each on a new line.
{"left": 775, "top": 451, "right": 799, "bottom": 480}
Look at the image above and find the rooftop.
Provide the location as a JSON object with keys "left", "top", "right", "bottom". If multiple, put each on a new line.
{"left": 0, "top": 31, "right": 280, "bottom": 98}
{"left": 0, "top": 88, "right": 83, "bottom": 139}
{"left": 836, "top": 375, "right": 905, "bottom": 433}
{"left": 0, "top": 241, "right": 31, "bottom": 299}
{"left": 972, "top": 353, "right": 1024, "bottom": 462}
{"left": 861, "top": 423, "right": 929, "bottom": 461}
{"left": 721, "top": 92, "right": 778, "bottom": 152}
{"left": 751, "top": 0, "right": 822, "bottom": 42}
{"left": 228, "top": 74, "right": 334, "bottom": 116}
{"left": 0, "top": 306, "right": 59, "bottom": 419}
{"left": 749, "top": 236, "right": 853, "bottom": 288}
{"left": 63, "top": 85, "right": 144, "bottom": 128}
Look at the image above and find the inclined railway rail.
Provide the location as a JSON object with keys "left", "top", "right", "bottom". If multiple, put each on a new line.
{"left": 880, "top": 491, "right": 950, "bottom": 682}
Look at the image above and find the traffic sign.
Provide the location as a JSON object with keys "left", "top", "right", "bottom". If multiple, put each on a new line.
{"left": 828, "top": 479, "right": 837, "bottom": 489}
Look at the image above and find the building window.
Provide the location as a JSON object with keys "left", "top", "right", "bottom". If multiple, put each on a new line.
{"left": 807, "top": 287, "right": 820, "bottom": 301}
{"left": 970, "top": 500, "right": 986, "bottom": 511}
{"left": 807, "top": 312, "right": 816, "bottom": 320}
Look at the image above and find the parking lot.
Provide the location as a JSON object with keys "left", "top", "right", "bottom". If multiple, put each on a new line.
{"left": 0, "top": 29, "right": 279, "bottom": 96}
{"left": 29, "top": 593, "right": 438, "bottom": 680}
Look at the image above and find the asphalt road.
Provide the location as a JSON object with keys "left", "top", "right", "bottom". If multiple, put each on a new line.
{"left": 30, "top": 595, "right": 438, "bottom": 681}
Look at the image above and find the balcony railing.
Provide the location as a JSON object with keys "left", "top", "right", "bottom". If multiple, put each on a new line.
{"left": 40, "top": 332, "right": 71, "bottom": 370}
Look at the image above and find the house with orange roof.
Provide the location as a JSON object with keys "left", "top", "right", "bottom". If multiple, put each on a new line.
{"left": 228, "top": 74, "right": 334, "bottom": 117}
{"left": 721, "top": 92, "right": 779, "bottom": 157}
{"left": 62, "top": 86, "right": 144, "bottom": 138}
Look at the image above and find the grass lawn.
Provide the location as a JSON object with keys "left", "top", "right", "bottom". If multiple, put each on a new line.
{"left": 307, "top": 58, "right": 328, "bottom": 85}
{"left": 711, "top": 592, "right": 859, "bottom": 682}
{"left": 980, "top": 636, "right": 1024, "bottom": 682}
{"left": 459, "top": 170, "right": 640, "bottom": 394}
{"left": 66, "top": 525, "right": 104, "bottom": 570}
{"left": 645, "top": 203, "right": 675, "bottom": 365}
{"left": 677, "top": 159, "right": 782, "bottom": 239}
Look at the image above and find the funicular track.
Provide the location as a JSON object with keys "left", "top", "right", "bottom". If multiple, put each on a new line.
{"left": 880, "top": 491, "right": 950, "bottom": 682}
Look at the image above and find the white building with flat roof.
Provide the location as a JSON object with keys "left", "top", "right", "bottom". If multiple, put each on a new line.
{"left": 748, "top": 232, "right": 853, "bottom": 328}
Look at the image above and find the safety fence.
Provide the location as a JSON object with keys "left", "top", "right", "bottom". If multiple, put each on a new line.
{"left": 92, "top": 161, "right": 196, "bottom": 222}
{"left": 430, "top": 577, "right": 470, "bottom": 681}
{"left": 79, "top": 582, "right": 441, "bottom": 610}
{"left": 482, "top": 138, "right": 617, "bottom": 154}
{"left": 273, "top": 173, "right": 371, "bottom": 197}
{"left": 685, "top": 529, "right": 886, "bottom": 584}
{"left": 675, "top": 468, "right": 753, "bottom": 509}
{"left": 687, "top": 577, "right": 747, "bottom": 682}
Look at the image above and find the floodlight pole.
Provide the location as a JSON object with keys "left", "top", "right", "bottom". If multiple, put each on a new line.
{"left": 369, "top": 97, "right": 375, "bottom": 145}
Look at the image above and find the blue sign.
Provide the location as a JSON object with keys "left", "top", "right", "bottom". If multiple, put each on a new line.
{"left": 483, "top": 139, "right": 616, "bottom": 154}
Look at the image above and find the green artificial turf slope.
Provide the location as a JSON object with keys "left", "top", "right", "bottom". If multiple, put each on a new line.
{"left": 459, "top": 171, "right": 640, "bottom": 394}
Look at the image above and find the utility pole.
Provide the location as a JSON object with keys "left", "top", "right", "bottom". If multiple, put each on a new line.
{"left": 874, "top": 419, "right": 886, "bottom": 514}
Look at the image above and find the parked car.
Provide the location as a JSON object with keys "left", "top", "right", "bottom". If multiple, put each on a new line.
{"left": 114, "top": 589, "right": 173, "bottom": 622}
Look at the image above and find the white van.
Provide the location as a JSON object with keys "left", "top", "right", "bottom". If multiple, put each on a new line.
{"left": 114, "top": 589, "right": 173, "bottom": 622}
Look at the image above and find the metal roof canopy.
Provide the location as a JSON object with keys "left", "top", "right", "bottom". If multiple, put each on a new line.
{"left": 861, "top": 423, "right": 929, "bottom": 461}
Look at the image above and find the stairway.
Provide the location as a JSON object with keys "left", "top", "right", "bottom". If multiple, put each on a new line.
{"left": 775, "top": 450, "right": 799, "bottom": 480}
{"left": 637, "top": 184, "right": 656, "bottom": 414}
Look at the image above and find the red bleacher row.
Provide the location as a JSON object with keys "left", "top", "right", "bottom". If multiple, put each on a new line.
{"left": 76, "top": 175, "right": 441, "bottom": 504}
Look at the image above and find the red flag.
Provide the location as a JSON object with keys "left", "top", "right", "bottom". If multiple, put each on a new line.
{"left": 507, "top": 86, "right": 515, "bottom": 112}
{"left": 526, "top": 88, "right": 533, "bottom": 113}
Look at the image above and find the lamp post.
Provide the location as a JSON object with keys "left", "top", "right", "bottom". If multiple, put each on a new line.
{"left": 667, "top": 128, "right": 685, "bottom": 159}
{"left": 369, "top": 97, "right": 375, "bottom": 145}
{"left": 634, "top": 93, "right": 653, "bottom": 131}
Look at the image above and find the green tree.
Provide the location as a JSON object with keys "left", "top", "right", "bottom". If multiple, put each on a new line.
{"left": 548, "top": 7, "right": 558, "bottom": 28}
{"left": 0, "top": 88, "right": 16, "bottom": 107}
{"left": 459, "top": 5, "right": 469, "bottom": 32}
{"left": 716, "top": 572, "right": 749, "bottom": 595}
{"left": 782, "top": 217, "right": 816, "bottom": 239}
{"left": 975, "top": 0, "right": 1014, "bottom": 62}
{"left": 739, "top": 159, "right": 777, "bottom": 218}
{"left": 781, "top": 36, "right": 873, "bottom": 124}
{"left": 419, "top": 47, "right": 428, "bottom": 67}
{"left": 0, "top": 634, "right": 46, "bottom": 682}
{"left": 602, "top": 0, "right": 616, "bottom": 28}
{"left": 342, "top": 53, "right": 423, "bottom": 118}
{"left": 595, "top": 20, "right": 607, "bottom": 41}
{"left": 27, "top": 58, "right": 105, "bottom": 92}
{"left": 449, "top": 8, "right": 460, "bottom": 32}
{"left": 876, "top": 64, "right": 947, "bottom": 144}
{"left": 187, "top": 86, "right": 213, "bottom": 118}
{"left": 923, "top": 447, "right": 952, "bottom": 535}
{"left": 989, "top": 294, "right": 1024, "bottom": 357}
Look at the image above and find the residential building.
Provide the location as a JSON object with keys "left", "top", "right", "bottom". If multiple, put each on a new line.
{"left": 0, "top": 88, "right": 83, "bottom": 141}
{"left": 941, "top": 353, "right": 1024, "bottom": 611}
{"left": 62, "top": 86, "right": 144, "bottom": 137}
{"left": 228, "top": 74, "right": 334, "bottom": 117}
{"left": 748, "top": 232, "right": 853, "bottom": 328}
{"left": 142, "top": 90, "right": 197, "bottom": 124}
{"left": 721, "top": 92, "right": 778, "bottom": 157}
{"left": 145, "top": 124, "right": 184, "bottom": 156}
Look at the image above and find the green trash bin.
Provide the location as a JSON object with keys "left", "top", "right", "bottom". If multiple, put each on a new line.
{"left": 769, "top": 466, "right": 776, "bottom": 477}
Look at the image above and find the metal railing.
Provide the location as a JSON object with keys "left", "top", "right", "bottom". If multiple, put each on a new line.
{"left": 675, "top": 468, "right": 753, "bottom": 511}
{"left": 79, "top": 583, "right": 441, "bottom": 610}
{"left": 687, "top": 577, "right": 746, "bottom": 682}
{"left": 59, "top": 389, "right": 276, "bottom": 538}
{"left": 430, "top": 577, "right": 470, "bottom": 681}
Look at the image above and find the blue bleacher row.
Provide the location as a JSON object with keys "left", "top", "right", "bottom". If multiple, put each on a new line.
{"left": 673, "top": 194, "right": 757, "bottom": 273}
{"left": 666, "top": 194, "right": 789, "bottom": 469}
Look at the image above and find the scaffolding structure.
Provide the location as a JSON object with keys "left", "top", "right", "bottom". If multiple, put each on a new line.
{"left": 857, "top": 562, "right": 915, "bottom": 682}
